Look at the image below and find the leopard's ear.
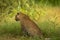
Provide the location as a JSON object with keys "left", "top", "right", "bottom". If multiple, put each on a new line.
{"left": 17, "top": 13, "right": 19, "bottom": 15}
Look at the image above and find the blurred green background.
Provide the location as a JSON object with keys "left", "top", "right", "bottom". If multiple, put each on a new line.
{"left": 0, "top": 0, "right": 60, "bottom": 40}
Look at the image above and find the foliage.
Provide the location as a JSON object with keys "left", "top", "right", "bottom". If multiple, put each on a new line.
{"left": 0, "top": 0, "right": 60, "bottom": 40}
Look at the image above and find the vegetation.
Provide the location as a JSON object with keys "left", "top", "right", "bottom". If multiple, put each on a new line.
{"left": 0, "top": 0, "right": 60, "bottom": 40}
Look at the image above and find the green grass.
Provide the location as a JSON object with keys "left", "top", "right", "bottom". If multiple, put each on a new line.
{"left": 38, "top": 21, "right": 60, "bottom": 37}
{"left": 0, "top": 21, "right": 60, "bottom": 40}
{"left": 0, "top": 22, "right": 21, "bottom": 36}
